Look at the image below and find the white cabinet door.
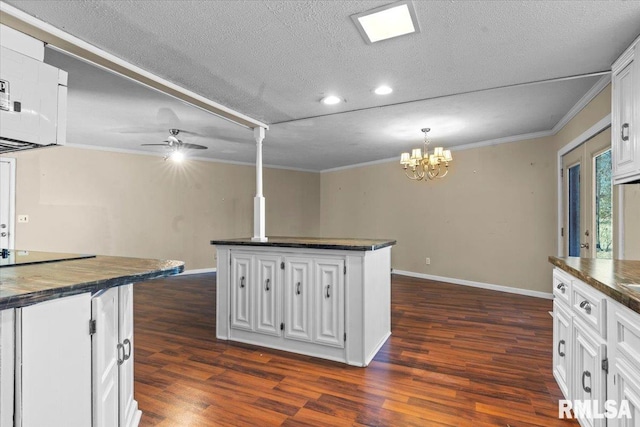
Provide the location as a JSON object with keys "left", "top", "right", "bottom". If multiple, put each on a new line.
{"left": 553, "top": 300, "right": 572, "bottom": 400}
{"left": 313, "top": 259, "right": 344, "bottom": 348}
{"left": 612, "top": 48, "right": 640, "bottom": 184}
{"left": 284, "top": 258, "right": 313, "bottom": 342}
{"left": 92, "top": 287, "right": 120, "bottom": 427}
{"left": 20, "top": 293, "right": 92, "bottom": 427}
{"left": 573, "top": 319, "right": 607, "bottom": 427}
{"left": 0, "top": 309, "right": 14, "bottom": 427}
{"left": 255, "top": 256, "right": 281, "bottom": 337}
{"left": 609, "top": 357, "right": 640, "bottom": 427}
{"left": 119, "top": 284, "right": 139, "bottom": 427}
{"left": 230, "top": 253, "right": 253, "bottom": 331}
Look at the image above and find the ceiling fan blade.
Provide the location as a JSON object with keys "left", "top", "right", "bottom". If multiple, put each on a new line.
{"left": 181, "top": 143, "right": 208, "bottom": 150}
{"left": 174, "top": 129, "right": 205, "bottom": 137}
{"left": 141, "top": 143, "right": 170, "bottom": 147}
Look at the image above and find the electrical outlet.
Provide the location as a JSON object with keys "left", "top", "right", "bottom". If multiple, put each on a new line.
{"left": 18, "top": 215, "right": 29, "bottom": 223}
{"left": 425, "top": 257, "right": 430, "bottom": 265}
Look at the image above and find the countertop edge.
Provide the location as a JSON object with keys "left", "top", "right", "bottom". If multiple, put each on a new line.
{"left": 0, "top": 264, "right": 184, "bottom": 310}
{"left": 210, "top": 239, "right": 397, "bottom": 252}
{"left": 549, "top": 256, "right": 640, "bottom": 315}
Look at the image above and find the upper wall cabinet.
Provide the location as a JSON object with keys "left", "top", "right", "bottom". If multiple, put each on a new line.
{"left": 612, "top": 36, "right": 640, "bottom": 184}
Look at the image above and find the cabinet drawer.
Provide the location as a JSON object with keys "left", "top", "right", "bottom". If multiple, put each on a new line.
{"left": 572, "top": 279, "right": 607, "bottom": 338}
{"left": 553, "top": 268, "right": 572, "bottom": 307}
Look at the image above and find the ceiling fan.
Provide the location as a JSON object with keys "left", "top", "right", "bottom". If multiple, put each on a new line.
{"left": 141, "top": 129, "right": 207, "bottom": 161}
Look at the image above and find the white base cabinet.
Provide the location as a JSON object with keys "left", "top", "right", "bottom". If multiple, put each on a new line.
{"left": 1, "top": 285, "right": 140, "bottom": 427}
{"left": 216, "top": 245, "right": 391, "bottom": 367}
{"left": 553, "top": 267, "right": 640, "bottom": 427}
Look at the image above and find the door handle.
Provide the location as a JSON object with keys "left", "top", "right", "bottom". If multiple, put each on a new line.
{"left": 117, "top": 343, "right": 125, "bottom": 365}
{"left": 580, "top": 242, "right": 589, "bottom": 249}
{"left": 622, "top": 123, "right": 629, "bottom": 142}
{"left": 240, "top": 276, "right": 245, "bottom": 288}
{"left": 582, "top": 370, "right": 592, "bottom": 393}
{"left": 123, "top": 338, "right": 132, "bottom": 361}
{"left": 265, "top": 278, "right": 270, "bottom": 291}
{"left": 326, "top": 284, "right": 331, "bottom": 298}
{"left": 296, "top": 281, "right": 301, "bottom": 295}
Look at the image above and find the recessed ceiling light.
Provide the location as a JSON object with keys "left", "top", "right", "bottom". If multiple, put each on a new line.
{"left": 374, "top": 85, "right": 393, "bottom": 95}
{"left": 321, "top": 95, "right": 342, "bottom": 105}
{"left": 351, "top": 1, "right": 420, "bottom": 44}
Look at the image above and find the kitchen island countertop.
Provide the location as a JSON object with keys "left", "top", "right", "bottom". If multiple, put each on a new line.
{"left": 210, "top": 236, "right": 396, "bottom": 251}
{"left": 0, "top": 251, "right": 184, "bottom": 310}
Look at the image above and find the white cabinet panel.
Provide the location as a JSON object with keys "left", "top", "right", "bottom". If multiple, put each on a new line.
{"left": 20, "top": 293, "right": 92, "bottom": 427}
{"left": 119, "top": 284, "right": 139, "bottom": 427}
{"left": 256, "top": 256, "right": 281, "bottom": 337}
{"left": 313, "top": 259, "right": 344, "bottom": 348}
{"left": 92, "top": 287, "right": 120, "bottom": 427}
{"left": 553, "top": 300, "right": 572, "bottom": 400}
{"left": 573, "top": 319, "right": 607, "bottom": 427}
{"left": 230, "top": 254, "right": 253, "bottom": 331}
{"left": 284, "top": 258, "right": 312, "bottom": 342}
{"left": 0, "top": 309, "right": 14, "bottom": 427}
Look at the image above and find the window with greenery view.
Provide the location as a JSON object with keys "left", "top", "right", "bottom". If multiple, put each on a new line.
{"left": 595, "top": 150, "right": 612, "bottom": 259}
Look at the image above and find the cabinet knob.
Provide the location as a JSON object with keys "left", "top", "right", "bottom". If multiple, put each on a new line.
{"left": 117, "top": 343, "right": 125, "bottom": 365}
{"left": 579, "top": 300, "right": 592, "bottom": 314}
{"left": 556, "top": 283, "right": 566, "bottom": 293}
{"left": 582, "top": 370, "right": 592, "bottom": 393}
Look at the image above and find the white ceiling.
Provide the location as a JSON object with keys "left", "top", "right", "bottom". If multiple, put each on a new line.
{"left": 6, "top": 1, "right": 640, "bottom": 171}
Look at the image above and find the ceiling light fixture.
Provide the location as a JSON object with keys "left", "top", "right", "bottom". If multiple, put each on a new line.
{"left": 168, "top": 150, "right": 185, "bottom": 162}
{"left": 400, "top": 128, "right": 452, "bottom": 181}
{"left": 351, "top": 1, "right": 420, "bottom": 44}
{"left": 321, "top": 95, "right": 342, "bottom": 105}
{"left": 374, "top": 85, "right": 393, "bottom": 95}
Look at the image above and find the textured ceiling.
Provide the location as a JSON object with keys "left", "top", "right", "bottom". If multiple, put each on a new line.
{"left": 6, "top": 1, "right": 640, "bottom": 170}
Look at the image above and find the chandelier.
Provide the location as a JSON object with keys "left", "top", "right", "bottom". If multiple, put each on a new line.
{"left": 400, "top": 128, "right": 452, "bottom": 181}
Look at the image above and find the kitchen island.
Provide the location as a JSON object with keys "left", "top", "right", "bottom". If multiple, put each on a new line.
{"left": 0, "top": 250, "right": 184, "bottom": 427}
{"left": 211, "top": 237, "right": 396, "bottom": 367}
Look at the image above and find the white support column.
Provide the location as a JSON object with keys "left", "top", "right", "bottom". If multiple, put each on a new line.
{"left": 252, "top": 127, "right": 268, "bottom": 242}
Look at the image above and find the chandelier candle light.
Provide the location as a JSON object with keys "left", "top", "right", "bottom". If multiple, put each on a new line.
{"left": 400, "top": 128, "right": 453, "bottom": 181}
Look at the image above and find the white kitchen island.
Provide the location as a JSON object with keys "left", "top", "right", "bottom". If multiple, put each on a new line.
{"left": 211, "top": 237, "right": 396, "bottom": 367}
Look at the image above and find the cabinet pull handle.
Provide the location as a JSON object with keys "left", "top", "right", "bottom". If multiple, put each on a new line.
{"left": 240, "top": 276, "right": 245, "bottom": 288}
{"left": 582, "top": 370, "right": 592, "bottom": 393}
{"left": 123, "top": 338, "right": 132, "bottom": 361}
{"left": 326, "top": 284, "right": 331, "bottom": 298}
{"left": 117, "top": 343, "right": 125, "bottom": 365}
{"left": 621, "top": 123, "right": 629, "bottom": 142}
{"left": 556, "top": 283, "right": 566, "bottom": 293}
{"left": 265, "top": 278, "right": 270, "bottom": 291}
{"left": 557, "top": 339, "right": 565, "bottom": 357}
{"left": 579, "top": 300, "right": 592, "bottom": 314}
{"left": 296, "top": 281, "right": 301, "bottom": 295}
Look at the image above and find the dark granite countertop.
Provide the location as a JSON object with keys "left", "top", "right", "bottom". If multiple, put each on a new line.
{"left": 0, "top": 251, "right": 184, "bottom": 310}
{"left": 210, "top": 236, "right": 396, "bottom": 251}
{"left": 549, "top": 256, "right": 640, "bottom": 315}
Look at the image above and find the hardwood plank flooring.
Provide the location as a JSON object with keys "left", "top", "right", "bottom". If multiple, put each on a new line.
{"left": 134, "top": 273, "right": 576, "bottom": 426}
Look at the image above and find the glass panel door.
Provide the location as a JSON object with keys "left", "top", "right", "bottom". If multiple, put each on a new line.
{"left": 568, "top": 164, "right": 581, "bottom": 257}
{"left": 594, "top": 150, "right": 612, "bottom": 259}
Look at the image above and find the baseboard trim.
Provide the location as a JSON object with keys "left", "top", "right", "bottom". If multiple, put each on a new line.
{"left": 392, "top": 269, "right": 553, "bottom": 300}
{"left": 180, "top": 268, "right": 217, "bottom": 276}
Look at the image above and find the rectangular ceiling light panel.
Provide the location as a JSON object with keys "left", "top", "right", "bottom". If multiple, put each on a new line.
{"left": 352, "top": 1, "right": 420, "bottom": 44}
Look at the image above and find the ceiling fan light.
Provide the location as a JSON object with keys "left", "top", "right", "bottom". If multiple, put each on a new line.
{"left": 170, "top": 150, "right": 185, "bottom": 162}
{"left": 374, "top": 85, "right": 393, "bottom": 95}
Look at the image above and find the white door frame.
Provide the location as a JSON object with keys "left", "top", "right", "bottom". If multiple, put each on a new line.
{"left": 556, "top": 114, "right": 625, "bottom": 258}
{"left": 0, "top": 156, "right": 16, "bottom": 249}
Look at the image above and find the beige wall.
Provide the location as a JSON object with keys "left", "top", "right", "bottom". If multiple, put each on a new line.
{"left": 320, "top": 84, "right": 640, "bottom": 294}
{"left": 9, "top": 146, "right": 320, "bottom": 270}
{"left": 320, "top": 137, "right": 557, "bottom": 293}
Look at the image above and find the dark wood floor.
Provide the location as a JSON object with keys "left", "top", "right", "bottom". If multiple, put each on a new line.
{"left": 133, "top": 273, "right": 577, "bottom": 426}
